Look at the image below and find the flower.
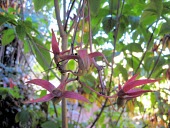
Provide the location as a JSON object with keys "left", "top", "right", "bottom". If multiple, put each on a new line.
{"left": 51, "top": 29, "right": 70, "bottom": 63}
{"left": 60, "top": 49, "right": 110, "bottom": 76}
{"left": 24, "top": 78, "right": 89, "bottom": 104}
{"left": 116, "top": 74, "right": 157, "bottom": 108}
{"left": 51, "top": 29, "right": 79, "bottom": 73}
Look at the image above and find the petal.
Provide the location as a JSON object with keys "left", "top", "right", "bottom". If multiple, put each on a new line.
{"left": 60, "top": 55, "right": 86, "bottom": 70}
{"left": 26, "top": 79, "right": 55, "bottom": 92}
{"left": 123, "top": 79, "right": 157, "bottom": 92}
{"left": 57, "top": 82, "right": 67, "bottom": 91}
{"left": 62, "top": 91, "right": 90, "bottom": 103}
{"left": 88, "top": 52, "right": 110, "bottom": 66}
{"left": 119, "top": 88, "right": 152, "bottom": 100}
{"left": 24, "top": 93, "right": 54, "bottom": 103}
{"left": 52, "top": 29, "right": 60, "bottom": 54}
{"left": 124, "top": 74, "right": 138, "bottom": 85}
{"left": 125, "top": 88, "right": 152, "bottom": 96}
{"left": 78, "top": 49, "right": 91, "bottom": 69}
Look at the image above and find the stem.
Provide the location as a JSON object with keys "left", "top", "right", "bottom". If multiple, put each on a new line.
{"left": 54, "top": 0, "right": 68, "bottom": 127}
{"left": 54, "top": 0, "right": 65, "bottom": 37}
{"left": 62, "top": 97, "right": 67, "bottom": 128}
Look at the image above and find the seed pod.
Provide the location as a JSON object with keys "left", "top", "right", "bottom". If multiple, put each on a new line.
{"left": 116, "top": 97, "right": 126, "bottom": 109}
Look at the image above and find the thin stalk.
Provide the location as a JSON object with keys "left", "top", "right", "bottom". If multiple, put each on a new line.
{"left": 70, "top": 0, "right": 84, "bottom": 54}
{"left": 87, "top": 0, "right": 93, "bottom": 52}
{"left": 89, "top": 98, "right": 108, "bottom": 128}
{"left": 148, "top": 36, "right": 168, "bottom": 78}
{"left": 135, "top": 21, "right": 158, "bottom": 74}
{"left": 75, "top": 105, "right": 83, "bottom": 128}
{"left": 64, "top": 0, "right": 76, "bottom": 31}
{"left": 115, "top": 105, "right": 125, "bottom": 126}
{"left": 53, "top": 101, "right": 58, "bottom": 118}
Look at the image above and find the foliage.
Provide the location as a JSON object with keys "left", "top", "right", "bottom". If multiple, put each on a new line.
{"left": 0, "top": 0, "right": 170, "bottom": 128}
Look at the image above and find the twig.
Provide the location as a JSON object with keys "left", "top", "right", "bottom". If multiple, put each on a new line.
{"left": 70, "top": 0, "right": 84, "bottom": 54}
{"left": 64, "top": 0, "right": 76, "bottom": 31}
{"left": 148, "top": 36, "right": 167, "bottom": 78}
{"left": 89, "top": 98, "right": 108, "bottom": 128}
{"left": 115, "top": 104, "right": 125, "bottom": 126}
{"left": 87, "top": 0, "right": 93, "bottom": 52}
{"left": 135, "top": 21, "right": 158, "bottom": 74}
{"left": 75, "top": 105, "right": 83, "bottom": 128}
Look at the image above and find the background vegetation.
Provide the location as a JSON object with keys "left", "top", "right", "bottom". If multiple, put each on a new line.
{"left": 0, "top": 0, "right": 170, "bottom": 128}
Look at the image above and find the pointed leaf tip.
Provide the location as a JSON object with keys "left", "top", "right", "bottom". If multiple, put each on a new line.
{"left": 63, "top": 91, "right": 90, "bottom": 103}
{"left": 26, "top": 79, "right": 55, "bottom": 92}
{"left": 123, "top": 79, "right": 157, "bottom": 92}
{"left": 51, "top": 29, "right": 60, "bottom": 54}
{"left": 24, "top": 93, "right": 54, "bottom": 103}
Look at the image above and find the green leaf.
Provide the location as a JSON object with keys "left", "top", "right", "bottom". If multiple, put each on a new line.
{"left": 81, "top": 74, "right": 96, "bottom": 87}
{"left": 67, "top": 60, "right": 76, "bottom": 70}
{"left": 125, "top": 43, "right": 143, "bottom": 52}
{"left": 136, "top": 101, "right": 144, "bottom": 112}
{"left": 109, "top": 0, "right": 118, "bottom": 14}
{"left": 1, "top": 29, "right": 15, "bottom": 46}
{"left": 102, "top": 49, "right": 113, "bottom": 63}
{"left": 32, "top": 37, "right": 51, "bottom": 70}
{"left": 115, "top": 64, "right": 128, "bottom": 81}
{"left": 0, "top": 15, "right": 10, "bottom": 26}
{"left": 140, "top": 0, "right": 163, "bottom": 25}
{"left": 128, "top": 16, "right": 140, "bottom": 30}
{"left": 23, "top": 20, "right": 39, "bottom": 34}
{"left": 16, "top": 24, "right": 26, "bottom": 40}
{"left": 162, "top": 1, "right": 170, "bottom": 15}
{"left": 102, "top": 16, "right": 116, "bottom": 33}
{"left": 39, "top": 90, "right": 47, "bottom": 97}
{"left": 16, "top": 110, "right": 30, "bottom": 124}
{"left": 89, "top": 0, "right": 101, "bottom": 16}
{"left": 33, "top": 0, "right": 50, "bottom": 12}
{"left": 41, "top": 121, "right": 58, "bottom": 128}
{"left": 159, "top": 22, "right": 170, "bottom": 35}
{"left": 126, "top": 56, "right": 140, "bottom": 71}
{"left": 23, "top": 41, "right": 30, "bottom": 53}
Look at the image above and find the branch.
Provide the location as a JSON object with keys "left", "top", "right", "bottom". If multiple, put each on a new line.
{"left": 89, "top": 98, "right": 108, "bottom": 128}
{"left": 54, "top": 0, "right": 65, "bottom": 37}
{"left": 148, "top": 35, "right": 168, "bottom": 78}
{"left": 135, "top": 21, "right": 158, "bottom": 74}
{"left": 87, "top": 0, "right": 93, "bottom": 52}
